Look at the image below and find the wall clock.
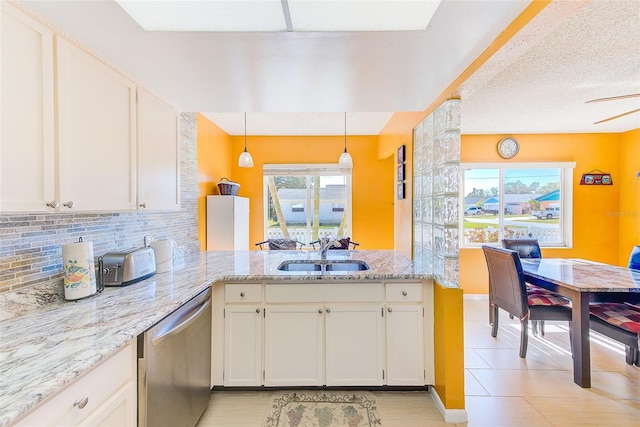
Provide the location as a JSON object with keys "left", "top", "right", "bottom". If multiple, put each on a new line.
{"left": 497, "top": 137, "right": 519, "bottom": 159}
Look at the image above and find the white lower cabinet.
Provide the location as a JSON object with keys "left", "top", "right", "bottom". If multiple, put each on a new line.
{"left": 385, "top": 282, "right": 426, "bottom": 386}
{"left": 15, "top": 341, "right": 136, "bottom": 427}
{"left": 325, "top": 305, "right": 384, "bottom": 386}
{"left": 264, "top": 305, "right": 324, "bottom": 386}
{"left": 385, "top": 305, "right": 425, "bottom": 385}
{"left": 224, "top": 305, "right": 263, "bottom": 386}
{"left": 220, "top": 281, "right": 429, "bottom": 388}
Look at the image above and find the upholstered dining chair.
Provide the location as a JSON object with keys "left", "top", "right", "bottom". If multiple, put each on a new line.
{"left": 482, "top": 245, "right": 573, "bottom": 358}
{"left": 585, "top": 246, "right": 640, "bottom": 367}
{"left": 501, "top": 239, "right": 571, "bottom": 336}
{"left": 255, "top": 238, "right": 304, "bottom": 250}
{"left": 589, "top": 302, "right": 640, "bottom": 366}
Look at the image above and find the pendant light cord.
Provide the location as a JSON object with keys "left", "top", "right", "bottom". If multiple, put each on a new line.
{"left": 244, "top": 112, "right": 247, "bottom": 151}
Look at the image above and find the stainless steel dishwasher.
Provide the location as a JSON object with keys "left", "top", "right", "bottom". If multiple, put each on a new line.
{"left": 138, "top": 287, "right": 212, "bottom": 427}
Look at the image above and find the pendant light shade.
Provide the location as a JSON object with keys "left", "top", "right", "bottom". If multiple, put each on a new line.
{"left": 238, "top": 112, "right": 254, "bottom": 168}
{"left": 338, "top": 112, "right": 353, "bottom": 167}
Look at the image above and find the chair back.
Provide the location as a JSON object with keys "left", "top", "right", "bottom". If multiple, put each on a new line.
{"left": 255, "top": 239, "right": 300, "bottom": 250}
{"left": 629, "top": 245, "right": 640, "bottom": 270}
{"left": 502, "top": 239, "right": 542, "bottom": 259}
{"left": 482, "top": 245, "right": 529, "bottom": 319}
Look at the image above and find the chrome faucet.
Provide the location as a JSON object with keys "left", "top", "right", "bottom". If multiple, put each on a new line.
{"left": 319, "top": 236, "right": 340, "bottom": 261}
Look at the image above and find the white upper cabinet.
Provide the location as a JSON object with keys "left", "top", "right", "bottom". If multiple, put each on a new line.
{"left": 56, "top": 37, "right": 137, "bottom": 211}
{"left": 137, "top": 88, "right": 180, "bottom": 211}
{"left": 0, "top": 3, "right": 56, "bottom": 212}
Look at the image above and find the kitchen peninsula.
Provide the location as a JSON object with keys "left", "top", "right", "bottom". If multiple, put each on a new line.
{"left": 0, "top": 250, "right": 465, "bottom": 426}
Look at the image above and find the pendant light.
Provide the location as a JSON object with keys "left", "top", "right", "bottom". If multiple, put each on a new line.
{"left": 338, "top": 112, "right": 353, "bottom": 167}
{"left": 238, "top": 112, "right": 254, "bottom": 168}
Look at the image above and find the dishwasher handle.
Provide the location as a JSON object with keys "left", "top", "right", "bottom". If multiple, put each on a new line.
{"left": 151, "top": 292, "right": 211, "bottom": 347}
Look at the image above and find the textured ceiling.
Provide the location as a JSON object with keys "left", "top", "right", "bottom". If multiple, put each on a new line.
{"left": 459, "top": 0, "right": 640, "bottom": 134}
{"left": 13, "top": 0, "right": 640, "bottom": 135}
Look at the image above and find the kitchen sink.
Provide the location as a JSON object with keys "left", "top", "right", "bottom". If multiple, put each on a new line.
{"left": 277, "top": 260, "right": 370, "bottom": 272}
{"left": 277, "top": 260, "right": 323, "bottom": 271}
{"left": 325, "top": 260, "right": 370, "bottom": 271}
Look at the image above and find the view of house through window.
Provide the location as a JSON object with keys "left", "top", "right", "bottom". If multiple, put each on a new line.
{"left": 263, "top": 164, "right": 352, "bottom": 245}
{"left": 461, "top": 163, "right": 574, "bottom": 247}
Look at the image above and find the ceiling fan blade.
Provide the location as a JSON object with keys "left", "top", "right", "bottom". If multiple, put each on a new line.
{"left": 593, "top": 108, "right": 640, "bottom": 124}
{"left": 585, "top": 93, "right": 640, "bottom": 103}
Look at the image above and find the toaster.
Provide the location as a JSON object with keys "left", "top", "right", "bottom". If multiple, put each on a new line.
{"left": 98, "top": 247, "right": 156, "bottom": 287}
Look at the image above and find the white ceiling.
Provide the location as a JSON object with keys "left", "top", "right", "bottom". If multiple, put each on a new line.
{"left": 14, "top": 0, "right": 640, "bottom": 136}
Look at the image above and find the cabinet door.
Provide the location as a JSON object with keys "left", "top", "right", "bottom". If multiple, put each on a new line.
{"left": 137, "top": 88, "right": 179, "bottom": 210}
{"left": 224, "top": 305, "right": 262, "bottom": 386}
{"left": 0, "top": 4, "right": 56, "bottom": 212}
{"left": 56, "top": 37, "right": 137, "bottom": 211}
{"left": 325, "top": 305, "right": 384, "bottom": 386}
{"left": 386, "top": 305, "right": 425, "bottom": 385}
{"left": 77, "top": 382, "right": 136, "bottom": 427}
{"left": 264, "top": 306, "right": 323, "bottom": 386}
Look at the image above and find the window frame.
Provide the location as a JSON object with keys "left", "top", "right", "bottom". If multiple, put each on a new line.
{"left": 262, "top": 164, "right": 353, "bottom": 242}
{"left": 460, "top": 162, "right": 575, "bottom": 248}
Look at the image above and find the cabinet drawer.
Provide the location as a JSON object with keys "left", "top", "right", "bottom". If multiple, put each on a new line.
{"left": 266, "top": 283, "right": 382, "bottom": 303}
{"left": 385, "top": 283, "right": 422, "bottom": 302}
{"left": 15, "top": 341, "right": 135, "bottom": 427}
{"left": 225, "top": 284, "right": 262, "bottom": 303}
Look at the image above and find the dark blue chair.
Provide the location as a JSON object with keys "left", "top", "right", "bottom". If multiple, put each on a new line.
{"left": 628, "top": 245, "right": 640, "bottom": 270}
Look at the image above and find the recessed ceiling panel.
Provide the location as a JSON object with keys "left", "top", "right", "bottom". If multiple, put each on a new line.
{"left": 114, "top": 0, "right": 441, "bottom": 32}
{"left": 115, "top": 0, "right": 286, "bottom": 31}
{"left": 203, "top": 112, "right": 394, "bottom": 135}
{"left": 289, "top": 0, "right": 442, "bottom": 31}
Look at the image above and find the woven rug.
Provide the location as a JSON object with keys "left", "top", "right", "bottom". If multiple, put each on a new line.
{"left": 263, "top": 391, "right": 382, "bottom": 427}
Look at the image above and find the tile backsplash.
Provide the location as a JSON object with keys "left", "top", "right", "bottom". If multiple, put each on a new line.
{"left": 0, "top": 113, "right": 199, "bottom": 294}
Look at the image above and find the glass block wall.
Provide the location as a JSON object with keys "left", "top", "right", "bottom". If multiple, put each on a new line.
{"left": 413, "top": 100, "right": 461, "bottom": 287}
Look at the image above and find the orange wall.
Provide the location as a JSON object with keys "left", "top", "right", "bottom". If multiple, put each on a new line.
{"left": 379, "top": 112, "right": 428, "bottom": 257}
{"left": 228, "top": 135, "right": 394, "bottom": 250}
{"left": 460, "top": 133, "right": 623, "bottom": 294}
{"left": 618, "top": 128, "right": 640, "bottom": 264}
{"left": 196, "top": 114, "right": 232, "bottom": 250}
{"left": 433, "top": 284, "right": 465, "bottom": 409}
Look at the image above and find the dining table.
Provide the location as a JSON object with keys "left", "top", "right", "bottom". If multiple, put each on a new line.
{"left": 520, "top": 258, "right": 640, "bottom": 388}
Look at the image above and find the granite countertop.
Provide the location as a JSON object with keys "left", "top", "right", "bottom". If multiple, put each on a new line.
{"left": 0, "top": 250, "right": 429, "bottom": 426}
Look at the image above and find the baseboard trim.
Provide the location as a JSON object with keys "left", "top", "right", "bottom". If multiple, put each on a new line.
{"left": 430, "top": 388, "right": 468, "bottom": 423}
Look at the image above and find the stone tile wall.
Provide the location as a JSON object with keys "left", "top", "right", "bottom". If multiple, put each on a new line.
{"left": 413, "top": 100, "right": 461, "bottom": 287}
{"left": 0, "top": 113, "right": 199, "bottom": 294}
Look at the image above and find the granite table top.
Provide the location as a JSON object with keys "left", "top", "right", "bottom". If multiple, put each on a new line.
{"left": 0, "top": 250, "right": 430, "bottom": 426}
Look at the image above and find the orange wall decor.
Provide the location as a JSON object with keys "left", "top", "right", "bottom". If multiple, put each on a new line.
{"left": 460, "top": 133, "right": 623, "bottom": 294}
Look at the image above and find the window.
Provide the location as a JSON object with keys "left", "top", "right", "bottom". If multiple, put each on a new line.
{"left": 263, "top": 164, "right": 352, "bottom": 244}
{"left": 460, "top": 162, "right": 574, "bottom": 247}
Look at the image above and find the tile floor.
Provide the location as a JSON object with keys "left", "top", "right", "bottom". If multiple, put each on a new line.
{"left": 197, "top": 294, "right": 640, "bottom": 426}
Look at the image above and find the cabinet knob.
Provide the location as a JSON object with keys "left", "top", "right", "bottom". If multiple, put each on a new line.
{"left": 255, "top": 308, "right": 261, "bottom": 314}
{"left": 139, "top": 202, "right": 147, "bottom": 208}
{"left": 73, "top": 397, "right": 89, "bottom": 409}
{"left": 402, "top": 291, "right": 408, "bottom": 296}
{"left": 240, "top": 292, "right": 245, "bottom": 297}
{"left": 326, "top": 308, "right": 331, "bottom": 313}
{"left": 318, "top": 309, "right": 323, "bottom": 314}
{"left": 46, "top": 201, "right": 59, "bottom": 208}
{"left": 63, "top": 201, "right": 75, "bottom": 209}
{"left": 388, "top": 307, "right": 393, "bottom": 312}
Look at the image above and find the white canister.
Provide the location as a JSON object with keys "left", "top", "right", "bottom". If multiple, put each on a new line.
{"left": 62, "top": 239, "right": 97, "bottom": 300}
{"left": 150, "top": 239, "right": 176, "bottom": 273}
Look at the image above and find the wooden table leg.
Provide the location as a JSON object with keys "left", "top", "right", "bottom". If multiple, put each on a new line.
{"left": 571, "top": 291, "right": 591, "bottom": 388}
